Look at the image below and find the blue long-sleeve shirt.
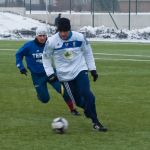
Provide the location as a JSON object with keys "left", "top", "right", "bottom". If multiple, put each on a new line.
{"left": 16, "top": 40, "right": 46, "bottom": 74}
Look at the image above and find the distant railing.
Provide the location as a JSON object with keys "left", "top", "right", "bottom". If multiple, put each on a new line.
{"left": 0, "top": 0, "right": 150, "bottom": 13}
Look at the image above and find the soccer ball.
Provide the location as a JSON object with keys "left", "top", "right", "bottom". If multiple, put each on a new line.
{"left": 51, "top": 117, "right": 68, "bottom": 134}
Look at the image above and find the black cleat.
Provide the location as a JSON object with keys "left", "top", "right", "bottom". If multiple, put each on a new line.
{"left": 71, "top": 109, "right": 81, "bottom": 116}
{"left": 93, "top": 122, "right": 108, "bottom": 132}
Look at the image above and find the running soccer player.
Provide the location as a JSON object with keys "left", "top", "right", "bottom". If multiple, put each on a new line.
{"left": 16, "top": 27, "right": 80, "bottom": 116}
{"left": 42, "top": 18, "right": 107, "bottom": 131}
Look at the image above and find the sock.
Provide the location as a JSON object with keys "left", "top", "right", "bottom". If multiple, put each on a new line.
{"left": 66, "top": 100, "right": 75, "bottom": 111}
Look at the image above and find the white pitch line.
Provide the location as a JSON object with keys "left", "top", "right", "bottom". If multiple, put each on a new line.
{"left": 94, "top": 53, "right": 150, "bottom": 58}
{"left": 1, "top": 49, "right": 150, "bottom": 58}
{"left": 0, "top": 49, "right": 150, "bottom": 62}
{"left": 95, "top": 58, "right": 150, "bottom": 62}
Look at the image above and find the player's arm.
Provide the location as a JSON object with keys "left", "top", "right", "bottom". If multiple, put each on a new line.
{"left": 81, "top": 36, "right": 98, "bottom": 81}
{"left": 15, "top": 44, "right": 28, "bottom": 76}
{"left": 42, "top": 39, "right": 56, "bottom": 82}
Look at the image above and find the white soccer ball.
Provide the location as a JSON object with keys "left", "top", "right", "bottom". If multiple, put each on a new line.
{"left": 51, "top": 117, "right": 68, "bottom": 134}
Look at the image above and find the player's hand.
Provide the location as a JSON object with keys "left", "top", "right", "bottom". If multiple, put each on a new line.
{"left": 20, "top": 68, "right": 27, "bottom": 76}
{"left": 48, "top": 74, "right": 58, "bottom": 83}
{"left": 91, "top": 70, "right": 98, "bottom": 82}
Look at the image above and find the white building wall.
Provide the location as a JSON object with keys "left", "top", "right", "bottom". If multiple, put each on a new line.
{"left": 26, "top": 13, "right": 150, "bottom": 30}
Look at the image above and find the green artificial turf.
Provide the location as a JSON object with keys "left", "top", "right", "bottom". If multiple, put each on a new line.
{"left": 0, "top": 40, "right": 149, "bottom": 150}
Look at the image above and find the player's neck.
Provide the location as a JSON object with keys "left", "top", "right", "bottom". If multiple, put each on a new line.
{"left": 59, "top": 31, "right": 72, "bottom": 41}
{"left": 34, "top": 38, "right": 46, "bottom": 47}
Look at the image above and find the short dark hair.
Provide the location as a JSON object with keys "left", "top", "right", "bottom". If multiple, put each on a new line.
{"left": 57, "top": 18, "right": 71, "bottom": 32}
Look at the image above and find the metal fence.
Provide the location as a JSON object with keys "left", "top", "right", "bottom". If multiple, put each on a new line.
{"left": 0, "top": 0, "right": 150, "bottom": 13}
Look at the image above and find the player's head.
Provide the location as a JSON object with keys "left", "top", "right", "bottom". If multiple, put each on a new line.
{"left": 36, "top": 26, "right": 47, "bottom": 44}
{"left": 57, "top": 18, "right": 71, "bottom": 40}
{"left": 58, "top": 13, "right": 61, "bottom": 17}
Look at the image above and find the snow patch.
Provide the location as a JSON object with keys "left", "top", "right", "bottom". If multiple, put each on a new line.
{"left": 0, "top": 12, "right": 55, "bottom": 39}
{"left": 79, "top": 26, "right": 150, "bottom": 41}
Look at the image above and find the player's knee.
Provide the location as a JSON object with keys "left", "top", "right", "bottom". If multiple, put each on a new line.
{"left": 41, "top": 98, "right": 49, "bottom": 103}
{"left": 76, "top": 97, "right": 85, "bottom": 108}
{"left": 83, "top": 91, "right": 95, "bottom": 103}
{"left": 84, "top": 110, "right": 91, "bottom": 118}
{"left": 91, "top": 93, "right": 95, "bottom": 103}
{"left": 37, "top": 94, "right": 50, "bottom": 103}
{"left": 51, "top": 82, "right": 62, "bottom": 94}
{"left": 75, "top": 102, "right": 82, "bottom": 108}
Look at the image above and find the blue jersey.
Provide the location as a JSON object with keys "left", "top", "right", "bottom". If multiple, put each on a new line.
{"left": 16, "top": 40, "right": 45, "bottom": 74}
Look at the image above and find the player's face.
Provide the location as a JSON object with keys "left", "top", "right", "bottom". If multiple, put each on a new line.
{"left": 36, "top": 35, "right": 47, "bottom": 44}
{"left": 59, "top": 31, "right": 70, "bottom": 40}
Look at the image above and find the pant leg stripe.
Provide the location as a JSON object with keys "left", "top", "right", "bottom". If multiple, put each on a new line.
{"left": 64, "top": 82, "right": 75, "bottom": 103}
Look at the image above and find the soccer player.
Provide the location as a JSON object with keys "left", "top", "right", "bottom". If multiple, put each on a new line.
{"left": 15, "top": 27, "right": 80, "bottom": 116}
{"left": 54, "top": 13, "right": 61, "bottom": 27}
{"left": 42, "top": 18, "right": 107, "bottom": 132}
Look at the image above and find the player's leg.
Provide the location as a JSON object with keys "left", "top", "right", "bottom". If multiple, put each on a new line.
{"left": 75, "top": 70, "right": 107, "bottom": 132}
{"left": 63, "top": 78, "right": 107, "bottom": 131}
{"left": 73, "top": 71, "right": 98, "bottom": 121}
{"left": 47, "top": 78, "right": 80, "bottom": 115}
{"left": 31, "top": 73, "right": 50, "bottom": 103}
{"left": 63, "top": 81, "right": 86, "bottom": 109}
{"left": 62, "top": 78, "right": 106, "bottom": 131}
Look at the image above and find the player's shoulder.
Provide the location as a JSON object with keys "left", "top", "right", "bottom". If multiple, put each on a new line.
{"left": 46, "top": 33, "right": 59, "bottom": 49}
{"left": 72, "top": 31, "right": 84, "bottom": 41}
{"left": 47, "top": 33, "right": 59, "bottom": 44}
{"left": 21, "top": 40, "right": 34, "bottom": 49}
{"left": 50, "top": 32, "right": 60, "bottom": 40}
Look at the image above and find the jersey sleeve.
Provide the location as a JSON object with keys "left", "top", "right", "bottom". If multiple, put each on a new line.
{"left": 42, "top": 39, "right": 55, "bottom": 76}
{"left": 81, "top": 36, "right": 96, "bottom": 71}
{"left": 15, "top": 43, "right": 28, "bottom": 71}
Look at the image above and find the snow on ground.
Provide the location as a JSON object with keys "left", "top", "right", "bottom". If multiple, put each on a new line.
{"left": 0, "top": 12, "right": 150, "bottom": 43}
{"left": 0, "top": 12, "right": 56, "bottom": 39}
{"left": 80, "top": 26, "right": 150, "bottom": 42}
{"left": 0, "top": 12, "right": 47, "bottom": 33}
